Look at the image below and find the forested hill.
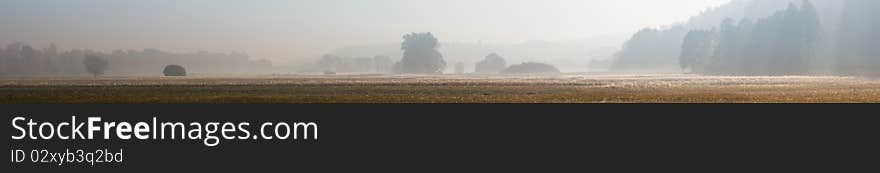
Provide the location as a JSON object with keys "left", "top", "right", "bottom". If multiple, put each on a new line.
{"left": 681, "top": 0, "right": 880, "bottom": 76}
{"left": 834, "top": 0, "right": 880, "bottom": 76}
{"left": 609, "top": 0, "right": 843, "bottom": 73}
{"left": 680, "top": 2, "right": 822, "bottom": 75}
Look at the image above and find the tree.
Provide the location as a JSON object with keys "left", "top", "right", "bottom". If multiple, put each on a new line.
{"left": 396, "top": 32, "right": 445, "bottom": 74}
{"left": 475, "top": 53, "right": 507, "bottom": 74}
{"left": 2, "top": 43, "right": 23, "bottom": 75}
{"left": 83, "top": 55, "right": 108, "bottom": 78}
{"left": 454, "top": 62, "right": 465, "bottom": 74}
{"left": 249, "top": 59, "right": 273, "bottom": 74}
{"left": 0, "top": 47, "right": 4, "bottom": 74}
{"left": 777, "top": 2, "right": 805, "bottom": 74}
{"left": 20, "top": 45, "right": 38, "bottom": 75}
{"left": 836, "top": 0, "right": 880, "bottom": 75}
{"left": 318, "top": 54, "right": 343, "bottom": 73}
{"left": 611, "top": 26, "right": 689, "bottom": 73}
{"left": 501, "top": 62, "right": 560, "bottom": 74}
{"left": 163, "top": 64, "right": 187, "bottom": 76}
{"left": 713, "top": 18, "right": 740, "bottom": 74}
{"left": 44, "top": 43, "right": 59, "bottom": 74}
{"left": 680, "top": 1, "right": 822, "bottom": 76}
{"left": 353, "top": 57, "right": 373, "bottom": 73}
{"left": 373, "top": 56, "right": 393, "bottom": 73}
{"left": 317, "top": 55, "right": 391, "bottom": 74}
{"left": 680, "top": 30, "right": 715, "bottom": 73}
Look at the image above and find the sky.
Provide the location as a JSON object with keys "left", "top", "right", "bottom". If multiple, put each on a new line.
{"left": 0, "top": 0, "right": 730, "bottom": 64}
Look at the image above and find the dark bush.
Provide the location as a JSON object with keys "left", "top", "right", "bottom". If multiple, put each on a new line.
{"left": 163, "top": 65, "right": 187, "bottom": 76}
{"left": 501, "top": 62, "right": 561, "bottom": 74}
{"left": 475, "top": 53, "right": 507, "bottom": 74}
{"left": 83, "top": 55, "right": 109, "bottom": 78}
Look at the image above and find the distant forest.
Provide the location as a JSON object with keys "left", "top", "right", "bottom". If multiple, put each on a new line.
{"left": 612, "top": 0, "right": 880, "bottom": 76}
{"left": 680, "top": 1, "right": 821, "bottom": 75}
{"left": 0, "top": 43, "right": 273, "bottom": 76}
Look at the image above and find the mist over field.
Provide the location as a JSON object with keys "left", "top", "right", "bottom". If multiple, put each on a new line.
{"left": 3, "top": 0, "right": 880, "bottom": 103}
{"left": 3, "top": 0, "right": 877, "bottom": 76}
{"left": 2, "top": 0, "right": 729, "bottom": 75}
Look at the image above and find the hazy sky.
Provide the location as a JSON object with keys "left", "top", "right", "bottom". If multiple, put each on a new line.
{"left": 0, "top": 0, "right": 730, "bottom": 63}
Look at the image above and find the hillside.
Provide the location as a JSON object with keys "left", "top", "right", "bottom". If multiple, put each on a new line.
{"left": 609, "top": 0, "right": 843, "bottom": 73}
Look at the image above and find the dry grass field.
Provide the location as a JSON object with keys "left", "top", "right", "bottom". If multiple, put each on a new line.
{"left": 2, "top": 74, "right": 880, "bottom": 103}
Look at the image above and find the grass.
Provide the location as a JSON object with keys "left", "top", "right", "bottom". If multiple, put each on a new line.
{"left": 2, "top": 74, "right": 880, "bottom": 103}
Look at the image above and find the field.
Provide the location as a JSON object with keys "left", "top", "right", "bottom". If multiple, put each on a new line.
{"left": 2, "top": 74, "right": 880, "bottom": 103}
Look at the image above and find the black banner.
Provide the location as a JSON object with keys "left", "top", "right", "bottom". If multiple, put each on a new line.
{"left": 4, "top": 104, "right": 875, "bottom": 171}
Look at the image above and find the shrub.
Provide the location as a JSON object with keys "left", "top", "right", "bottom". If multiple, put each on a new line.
{"left": 83, "top": 55, "right": 108, "bottom": 78}
{"left": 501, "top": 62, "right": 560, "bottom": 74}
{"left": 163, "top": 65, "right": 187, "bottom": 76}
{"left": 475, "top": 53, "right": 507, "bottom": 74}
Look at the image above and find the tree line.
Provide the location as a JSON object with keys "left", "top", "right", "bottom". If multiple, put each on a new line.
{"left": 0, "top": 43, "right": 273, "bottom": 76}
{"left": 317, "top": 32, "right": 559, "bottom": 74}
{"left": 679, "top": 0, "right": 880, "bottom": 76}
{"left": 836, "top": 0, "right": 880, "bottom": 76}
{"left": 610, "top": 0, "right": 838, "bottom": 74}
{"left": 317, "top": 55, "right": 394, "bottom": 74}
{"left": 680, "top": 1, "right": 821, "bottom": 75}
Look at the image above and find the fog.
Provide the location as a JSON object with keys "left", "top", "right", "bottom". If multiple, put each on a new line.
{"left": 1, "top": 0, "right": 727, "bottom": 66}
{"left": 3, "top": 0, "right": 879, "bottom": 76}
{"left": 609, "top": 0, "right": 880, "bottom": 76}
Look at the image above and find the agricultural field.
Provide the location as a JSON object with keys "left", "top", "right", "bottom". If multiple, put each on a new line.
{"left": 1, "top": 74, "right": 880, "bottom": 103}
